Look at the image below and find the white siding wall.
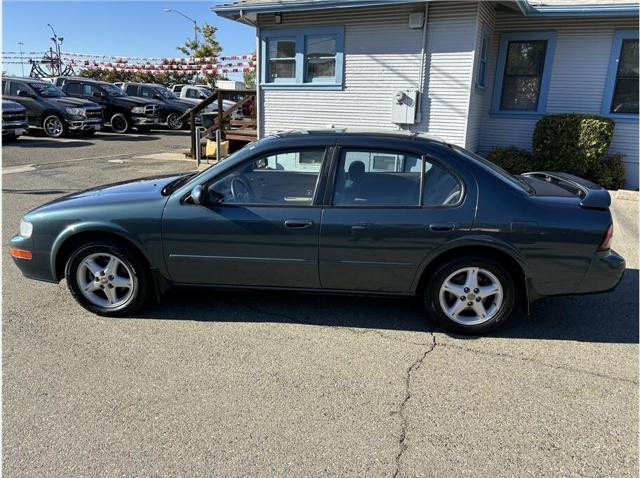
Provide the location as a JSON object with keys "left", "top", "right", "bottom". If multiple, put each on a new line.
{"left": 257, "top": 1, "right": 478, "bottom": 147}
{"left": 475, "top": 12, "right": 639, "bottom": 188}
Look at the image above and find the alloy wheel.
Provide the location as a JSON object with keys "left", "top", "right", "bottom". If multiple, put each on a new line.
{"left": 44, "top": 116, "right": 64, "bottom": 137}
{"left": 76, "top": 252, "right": 135, "bottom": 309}
{"left": 438, "top": 267, "right": 503, "bottom": 326}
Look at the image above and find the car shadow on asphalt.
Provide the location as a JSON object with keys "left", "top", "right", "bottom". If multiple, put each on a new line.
{"left": 131, "top": 269, "right": 639, "bottom": 344}
{"left": 12, "top": 138, "right": 94, "bottom": 148}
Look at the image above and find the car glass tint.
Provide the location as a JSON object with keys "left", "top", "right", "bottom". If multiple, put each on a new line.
{"left": 140, "top": 87, "right": 155, "bottom": 98}
{"left": 126, "top": 85, "right": 139, "bottom": 96}
{"left": 102, "top": 84, "right": 125, "bottom": 97}
{"left": 29, "top": 82, "right": 65, "bottom": 98}
{"left": 9, "top": 81, "right": 29, "bottom": 96}
{"left": 208, "top": 149, "right": 327, "bottom": 206}
{"left": 333, "top": 150, "right": 422, "bottom": 206}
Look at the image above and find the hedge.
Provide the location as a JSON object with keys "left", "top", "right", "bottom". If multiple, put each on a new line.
{"left": 487, "top": 147, "right": 537, "bottom": 175}
{"left": 533, "top": 114, "right": 615, "bottom": 177}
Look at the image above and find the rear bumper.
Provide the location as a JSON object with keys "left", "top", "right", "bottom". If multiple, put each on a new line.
{"left": 576, "top": 249, "right": 626, "bottom": 294}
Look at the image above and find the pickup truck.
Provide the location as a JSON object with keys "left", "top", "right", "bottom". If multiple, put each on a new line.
{"left": 2, "top": 100, "right": 29, "bottom": 140}
{"left": 116, "top": 82, "right": 198, "bottom": 130}
{"left": 54, "top": 77, "right": 162, "bottom": 134}
{"left": 169, "top": 84, "right": 242, "bottom": 119}
{"left": 2, "top": 77, "right": 103, "bottom": 138}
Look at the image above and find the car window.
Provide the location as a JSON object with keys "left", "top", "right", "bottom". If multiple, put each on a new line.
{"left": 64, "top": 81, "right": 84, "bottom": 95}
{"left": 333, "top": 150, "right": 462, "bottom": 207}
{"left": 140, "top": 86, "right": 155, "bottom": 98}
{"left": 185, "top": 88, "right": 199, "bottom": 99}
{"left": 126, "top": 85, "right": 139, "bottom": 96}
{"left": 9, "top": 81, "right": 29, "bottom": 96}
{"left": 208, "top": 149, "right": 327, "bottom": 206}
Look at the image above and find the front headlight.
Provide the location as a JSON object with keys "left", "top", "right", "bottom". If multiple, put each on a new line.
{"left": 131, "top": 106, "right": 145, "bottom": 114}
{"left": 65, "top": 107, "right": 85, "bottom": 116}
{"left": 20, "top": 219, "right": 33, "bottom": 238}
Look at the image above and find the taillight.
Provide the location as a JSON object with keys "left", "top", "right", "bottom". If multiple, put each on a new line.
{"left": 598, "top": 224, "right": 614, "bottom": 251}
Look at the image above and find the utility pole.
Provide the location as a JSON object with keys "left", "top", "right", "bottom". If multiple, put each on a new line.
{"left": 18, "top": 42, "right": 25, "bottom": 76}
{"left": 163, "top": 8, "right": 198, "bottom": 47}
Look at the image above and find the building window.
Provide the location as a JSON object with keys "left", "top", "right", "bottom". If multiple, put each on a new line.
{"left": 261, "top": 26, "right": 344, "bottom": 89}
{"left": 476, "top": 30, "right": 490, "bottom": 89}
{"left": 491, "top": 32, "right": 556, "bottom": 115}
{"left": 603, "top": 30, "right": 639, "bottom": 117}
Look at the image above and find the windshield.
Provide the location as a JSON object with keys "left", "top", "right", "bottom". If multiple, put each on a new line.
{"left": 102, "top": 84, "right": 126, "bottom": 97}
{"left": 30, "top": 82, "right": 65, "bottom": 98}
{"left": 200, "top": 87, "right": 214, "bottom": 97}
{"left": 156, "top": 86, "right": 178, "bottom": 100}
{"left": 451, "top": 145, "right": 535, "bottom": 194}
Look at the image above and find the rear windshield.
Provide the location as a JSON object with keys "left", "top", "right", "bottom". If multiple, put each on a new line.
{"left": 451, "top": 145, "right": 535, "bottom": 194}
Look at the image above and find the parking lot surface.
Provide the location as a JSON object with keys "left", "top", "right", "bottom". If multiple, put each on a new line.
{"left": 3, "top": 133, "right": 638, "bottom": 477}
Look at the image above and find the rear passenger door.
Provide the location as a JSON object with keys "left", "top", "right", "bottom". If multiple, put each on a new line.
{"left": 319, "top": 147, "right": 473, "bottom": 293}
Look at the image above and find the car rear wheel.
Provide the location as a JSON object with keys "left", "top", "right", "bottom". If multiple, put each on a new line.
{"left": 110, "top": 113, "right": 131, "bottom": 134}
{"left": 65, "top": 240, "right": 150, "bottom": 316}
{"left": 424, "top": 256, "right": 515, "bottom": 334}
{"left": 166, "top": 112, "right": 183, "bottom": 130}
{"left": 43, "top": 114, "right": 67, "bottom": 138}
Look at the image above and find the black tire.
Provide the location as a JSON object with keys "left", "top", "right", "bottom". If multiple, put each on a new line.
{"left": 166, "top": 112, "right": 183, "bottom": 130}
{"left": 3, "top": 133, "right": 17, "bottom": 142}
{"left": 42, "top": 114, "right": 67, "bottom": 138}
{"left": 65, "top": 240, "right": 151, "bottom": 317}
{"left": 424, "top": 256, "right": 515, "bottom": 334}
{"left": 110, "top": 113, "right": 131, "bottom": 134}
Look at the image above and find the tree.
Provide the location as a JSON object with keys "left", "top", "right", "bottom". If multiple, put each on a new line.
{"left": 243, "top": 58, "right": 256, "bottom": 89}
{"left": 177, "top": 23, "right": 223, "bottom": 86}
{"left": 76, "top": 68, "right": 192, "bottom": 86}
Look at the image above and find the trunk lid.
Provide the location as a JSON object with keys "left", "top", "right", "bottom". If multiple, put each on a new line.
{"left": 521, "top": 171, "right": 611, "bottom": 210}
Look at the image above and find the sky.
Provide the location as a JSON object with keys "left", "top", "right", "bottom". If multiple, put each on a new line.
{"left": 2, "top": 0, "right": 256, "bottom": 80}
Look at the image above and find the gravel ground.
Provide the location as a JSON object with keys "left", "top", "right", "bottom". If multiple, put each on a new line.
{"left": 2, "top": 134, "right": 638, "bottom": 477}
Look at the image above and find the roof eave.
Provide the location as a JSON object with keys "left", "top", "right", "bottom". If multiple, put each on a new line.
{"left": 516, "top": 0, "right": 639, "bottom": 17}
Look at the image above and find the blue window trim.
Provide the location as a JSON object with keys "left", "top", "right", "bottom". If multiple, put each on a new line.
{"left": 475, "top": 26, "right": 491, "bottom": 91}
{"left": 260, "top": 26, "right": 345, "bottom": 89}
{"left": 601, "top": 29, "right": 639, "bottom": 120}
{"left": 490, "top": 31, "right": 557, "bottom": 117}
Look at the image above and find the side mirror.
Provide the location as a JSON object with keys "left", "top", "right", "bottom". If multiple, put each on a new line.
{"left": 153, "top": 93, "right": 163, "bottom": 100}
{"left": 191, "top": 184, "right": 206, "bottom": 205}
{"left": 93, "top": 91, "right": 104, "bottom": 98}
{"left": 17, "top": 90, "right": 33, "bottom": 98}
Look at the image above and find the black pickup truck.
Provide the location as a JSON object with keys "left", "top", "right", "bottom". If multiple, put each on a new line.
{"left": 2, "top": 100, "right": 29, "bottom": 140}
{"left": 2, "top": 77, "right": 103, "bottom": 138}
{"left": 117, "top": 82, "right": 198, "bottom": 130}
{"left": 54, "top": 77, "right": 162, "bottom": 134}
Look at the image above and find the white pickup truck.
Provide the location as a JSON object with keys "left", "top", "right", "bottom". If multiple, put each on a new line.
{"left": 169, "top": 85, "right": 241, "bottom": 119}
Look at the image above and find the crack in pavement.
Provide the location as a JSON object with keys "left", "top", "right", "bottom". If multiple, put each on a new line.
{"left": 392, "top": 331, "right": 437, "bottom": 478}
{"left": 439, "top": 342, "right": 638, "bottom": 385}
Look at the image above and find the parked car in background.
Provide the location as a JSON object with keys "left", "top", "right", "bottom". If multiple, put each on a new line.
{"left": 117, "top": 82, "right": 199, "bottom": 130}
{"left": 2, "top": 77, "right": 103, "bottom": 138}
{"left": 2, "top": 100, "right": 29, "bottom": 140}
{"left": 9, "top": 129, "right": 625, "bottom": 334}
{"left": 170, "top": 84, "right": 243, "bottom": 121}
{"left": 54, "top": 77, "right": 161, "bottom": 134}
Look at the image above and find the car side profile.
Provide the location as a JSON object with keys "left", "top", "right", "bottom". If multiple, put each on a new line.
{"left": 3, "top": 77, "right": 103, "bottom": 138}
{"left": 9, "top": 130, "right": 625, "bottom": 334}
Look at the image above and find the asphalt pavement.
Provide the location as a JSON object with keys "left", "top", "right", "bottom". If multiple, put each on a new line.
{"left": 2, "top": 131, "right": 638, "bottom": 477}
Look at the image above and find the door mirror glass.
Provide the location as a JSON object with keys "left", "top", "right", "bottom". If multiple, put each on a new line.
{"left": 17, "top": 90, "right": 33, "bottom": 98}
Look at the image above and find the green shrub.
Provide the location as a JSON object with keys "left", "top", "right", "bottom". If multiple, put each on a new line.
{"left": 588, "top": 153, "right": 626, "bottom": 190}
{"left": 487, "top": 146, "right": 537, "bottom": 175}
{"left": 533, "top": 114, "right": 615, "bottom": 176}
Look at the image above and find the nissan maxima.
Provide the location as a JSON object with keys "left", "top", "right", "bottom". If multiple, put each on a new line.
{"left": 9, "top": 130, "right": 625, "bottom": 334}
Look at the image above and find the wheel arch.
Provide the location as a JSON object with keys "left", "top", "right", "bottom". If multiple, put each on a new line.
{"left": 413, "top": 239, "right": 530, "bottom": 308}
{"left": 51, "top": 223, "right": 151, "bottom": 281}
{"left": 39, "top": 109, "right": 64, "bottom": 126}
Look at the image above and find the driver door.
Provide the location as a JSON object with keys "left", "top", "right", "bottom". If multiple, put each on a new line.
{"left": 161, "top": 148, "right": 328, "bottom": 288}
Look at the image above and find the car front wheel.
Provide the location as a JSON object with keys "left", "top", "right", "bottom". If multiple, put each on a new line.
{"left": 65, "top": 240, "right": 150, "bottom": 316}
{"left": 425, "top": 256, "right": 515, "bottom": 334}
{"left": 43, "top": 114, "right": 67, "bottom": 138}
{"left": 110, "top": 113, "right": 131, "bottom": 134}
{"left": 166, "top": 112, "right": 183, "bottom": 130}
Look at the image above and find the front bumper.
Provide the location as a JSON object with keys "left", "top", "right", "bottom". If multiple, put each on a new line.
{"left": 576, "top": 249, "right": 626, "bottom": 294}
{"left": 132, "top": 116, "right": 161, "bottom": 126}
{"left": 3, "top": 120, "right": 29, "bottom": 136}
{"left": 66, "top": 117, "right": 103, "bottom": 131}
{"left": 9, "top": 234, "right": 57, "bottom": 283}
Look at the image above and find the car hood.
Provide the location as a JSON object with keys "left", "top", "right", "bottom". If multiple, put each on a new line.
{"left": 166, "top": 98, "right": 195, "bottom": 110}
{"left": 27, "top": 174, "right": 184, "bottom": 216}
{"left": 110, "top": 96, "right": 162, "bottom": 107}
{"left": 3, "top": 100, "right": 26, "bottom": 112}
{"left": 47, "top": 97, "right": 102, "bottom": 109}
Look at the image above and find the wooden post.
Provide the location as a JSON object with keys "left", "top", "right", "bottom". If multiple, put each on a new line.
{"left": 190, "top": 111, "right": 196, "bottom": 159}
{"left": 217, "top": 91, "right": 224, "bottom": 140}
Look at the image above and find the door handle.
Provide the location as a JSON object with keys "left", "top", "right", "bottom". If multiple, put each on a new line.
{"left": 429, "top": 222, "right": 456, "bottom": 232}
{"left": 284, "top": 219, "right": 313, "bottom": 229}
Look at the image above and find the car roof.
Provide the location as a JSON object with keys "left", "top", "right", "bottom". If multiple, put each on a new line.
{"left": 268, "top": 128, "right": 447, "bottom": 145}
{"left": 56, "top": 76, "right": 112, "bottom": 86}
{"left": 4, "top": 76, "right": 51, "bottom": 85}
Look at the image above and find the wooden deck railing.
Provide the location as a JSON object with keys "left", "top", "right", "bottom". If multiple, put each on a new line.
{"left": 178, "top": 88, "right": 257, "bottom": 159}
